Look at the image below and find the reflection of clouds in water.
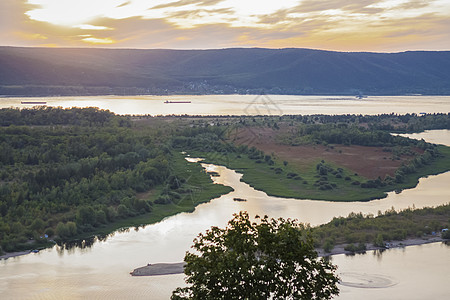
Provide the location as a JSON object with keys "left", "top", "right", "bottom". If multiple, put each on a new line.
{"left": 339, "top": 272, "right": 398, "bottom": 289}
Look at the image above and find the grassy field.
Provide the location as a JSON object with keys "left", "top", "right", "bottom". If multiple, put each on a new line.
{"left": 190, "top": 145, "right": 450, "bottom": 202}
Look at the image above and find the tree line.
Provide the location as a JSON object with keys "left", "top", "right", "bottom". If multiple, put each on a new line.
{"left": 1, "top": 109, "right": 449, "bottom": 254}
{"left": 0, "top": 108, "right": 168, "bottom": 253}
{"left": 313, "top": 204, "right": 450, "bottom": 253}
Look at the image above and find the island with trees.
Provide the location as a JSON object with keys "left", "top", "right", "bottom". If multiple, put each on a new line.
{"left": 171, "top": 113, "right": 450, "bottom": 201}
{"left": 0, "top": 108, "right": 449, "bottom": 256}
{"left": 313, "top": 203, "right": 450, "bottom": 255}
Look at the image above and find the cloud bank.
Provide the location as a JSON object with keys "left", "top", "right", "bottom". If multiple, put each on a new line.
{"left": 1, "top": 0, "right": 449, "bottom": 51}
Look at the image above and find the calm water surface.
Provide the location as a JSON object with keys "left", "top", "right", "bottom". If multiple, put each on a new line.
{"left": 0, "top": 121, "right": 449, "bottom": 299}
{"left": 2, "top": 94, "right": 450, "bottom": 115}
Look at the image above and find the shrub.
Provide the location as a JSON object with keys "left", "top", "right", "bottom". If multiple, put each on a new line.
{"left": 154, "top": 195, "right": 172, "bottom": 205}
{"left": 44, "top": 228, "right": 55, "bottom": 237}
{"left": 442, "top": 230, "right": 450, "bottom": 239}
{"left": 374, "top": 233, "right": 384, "bottom": 247}
{"left": 287, "top": 172, "right": 298, "bottom": 178}
{"left": 323, "top": 238, "right": 335, "bottom": 253}
{"left": 117, "top": 204, "right": 130, "bottom": 217}
{"left": 344, "top": 243, "right": 366, "bottom": 253}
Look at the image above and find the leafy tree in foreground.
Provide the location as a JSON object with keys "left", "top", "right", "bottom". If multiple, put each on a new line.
{"left": 172, "top": 212, "right": 339, "bottom": 300}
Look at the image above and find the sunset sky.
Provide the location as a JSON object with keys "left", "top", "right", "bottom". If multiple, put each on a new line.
{"left": 1, "top": 0, "right": 450, "bottom": 52}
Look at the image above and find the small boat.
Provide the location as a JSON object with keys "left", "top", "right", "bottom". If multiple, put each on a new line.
{"left": 21, "top": 101, "right": 47, "bottom": 105}
{"left": 207, "top": 171, "right": 220, "bottom": 177}
{"left": 164, "top": 100, "right": 191, "bottom": 104}
{"left": 233, "top": 197, "right": 247, "bottom": 202}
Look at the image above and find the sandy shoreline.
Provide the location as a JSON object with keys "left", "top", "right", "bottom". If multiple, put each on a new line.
{"left": 130, "top": 237, "right": 448, "bottom": 276}
{"left": 315, "top": 236, "right": 446, "bottom": 257}
{"left": 0, "top": 250, "right": 35, "bottom": 260}
{"left": 130, "top": 262, "right": 187, "bottom": 276}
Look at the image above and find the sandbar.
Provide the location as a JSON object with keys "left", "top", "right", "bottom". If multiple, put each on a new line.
{"left": 130, "top": 262, "right": 187, "bottom": 276}
{"left": 130, "top": 237, "right": 447, "bottom": 276}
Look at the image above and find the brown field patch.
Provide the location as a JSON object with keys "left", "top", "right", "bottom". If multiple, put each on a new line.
{"left": 136, "top": 190, "right": 155, "bottom": 200}
{"left": 232, "top": 127, "right": 419, "bottom": 179}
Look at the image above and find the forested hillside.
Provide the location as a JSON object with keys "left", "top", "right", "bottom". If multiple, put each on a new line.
{"left": 1, "top": 47, "right": 450, "bottom": 96}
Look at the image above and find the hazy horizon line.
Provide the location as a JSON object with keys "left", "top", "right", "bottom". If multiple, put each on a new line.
{"left": 1, "top": 45, "right": 450, "bottom": 54}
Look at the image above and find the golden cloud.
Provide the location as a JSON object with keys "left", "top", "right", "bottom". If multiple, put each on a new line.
{"left": 0, "top": 0, "right": 448, "bottom": 51}
{"left": 73, "top": 24, "right": 113, "bottom": 30}
{"left": 82, "top": 37, "right": 116, "bottom": 44}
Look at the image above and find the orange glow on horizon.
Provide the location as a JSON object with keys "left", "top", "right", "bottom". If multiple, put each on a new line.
{"left": 0, "top": 0, "right": 448, "bottom": 51}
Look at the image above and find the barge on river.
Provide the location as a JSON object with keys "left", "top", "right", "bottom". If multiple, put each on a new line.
{"left": 21, "top": 101, "right": 47, "bottom": 105}
{"left": 164, "top": 100, "right": 191, "bottom": 104}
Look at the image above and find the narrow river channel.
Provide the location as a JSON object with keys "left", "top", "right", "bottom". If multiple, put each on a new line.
{"left": 0, "top": 130, "right": 449, "bottom": 299}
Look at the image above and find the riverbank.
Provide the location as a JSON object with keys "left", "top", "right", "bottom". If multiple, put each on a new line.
{"left": 3, "top": 231, "right": 445, "bottom": 263}
{"left": 316, "top": 236, "right": 446, "bottom": 257}
{"left": 191, "top": 139, "right": 450, "bottom": 202}
{"left": 184, "top": 117, "right": 450, "bottom": 202}
{"left": 0, "top": 250, "right": 34, "bottom": 260}
{"left": 1, "top": 153, "right": 232, "bottom": 257}
{"left": 129, "top": 238, "right": 448, "bottom": 276}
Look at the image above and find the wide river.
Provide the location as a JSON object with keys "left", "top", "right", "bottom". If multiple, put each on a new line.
{"left": 2, "top": 94, "right": 450, "bottom": 115}
{"left": 0, "top": 96, "right": 449, "bottom": 299}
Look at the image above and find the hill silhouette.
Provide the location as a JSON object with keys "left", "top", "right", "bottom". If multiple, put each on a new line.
{"left": 1, "top": 47, "right": 449, "bottom": 96}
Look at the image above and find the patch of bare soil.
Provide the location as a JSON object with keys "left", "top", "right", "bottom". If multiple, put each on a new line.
{"left": 232, "top": 127, "right": 418, "bottom": 179}
{"left": 132, "top": 116, "right": 176, "bottom": 126}
{"left": 136, "top": 190, "right": 155, "bottom": 200}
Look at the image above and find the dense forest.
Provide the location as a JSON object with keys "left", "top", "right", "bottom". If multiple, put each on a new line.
{"left": 0, "top": 108, "right": 171, "bottom": 252}
{"left": 0, "top": 107, "right": 233, "bottom": 254}
{"left": 1, "top": 108, "right": 449, "bottom": 254}
{"left": 275, "top": 113, "right": 450, "bottom": 133}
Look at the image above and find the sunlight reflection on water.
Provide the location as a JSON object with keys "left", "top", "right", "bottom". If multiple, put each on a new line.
{"left": 0, "top": 110, "right": 449, "bottom": 299}
{"left": 2, "top": 95, "right": 450, "bottom": 116}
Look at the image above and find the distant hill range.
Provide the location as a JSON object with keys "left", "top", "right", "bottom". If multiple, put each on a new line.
{"left": 1, "top": 46, "right": 450, "bottom": 96}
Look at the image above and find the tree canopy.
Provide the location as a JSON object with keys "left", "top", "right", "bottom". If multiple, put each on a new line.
{"left": 0, "top": 108, "right": 164, "bottom": 252}
{"left": 172, "top": 212, "right": 339, "bottom": 300}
